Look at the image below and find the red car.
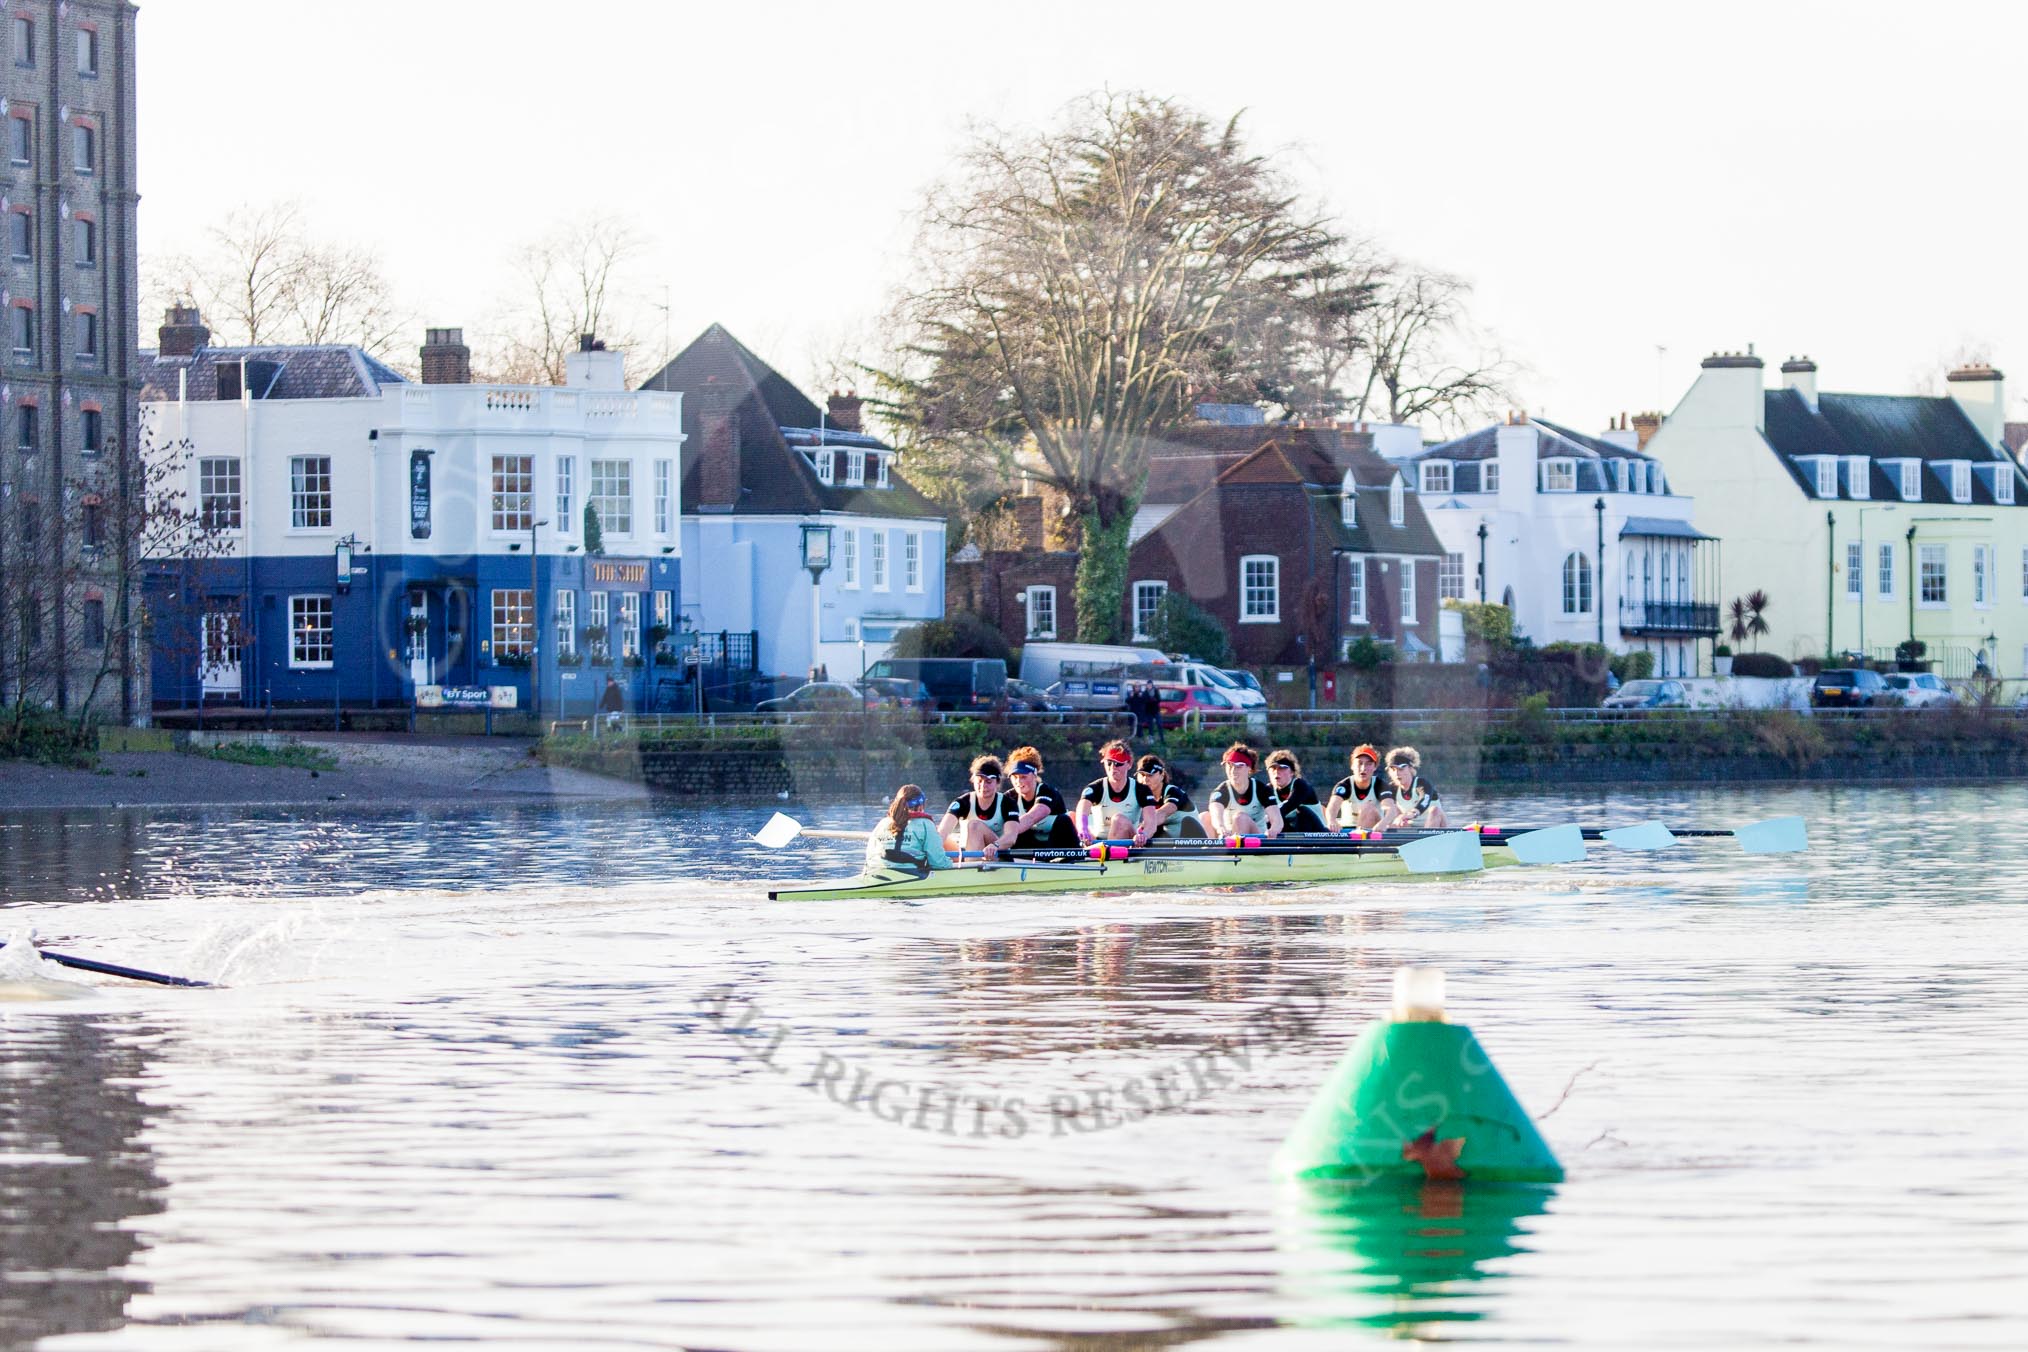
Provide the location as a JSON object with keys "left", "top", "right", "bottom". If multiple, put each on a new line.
{"left": 1155, "top": 682, "right": 1245, "bottom": 722}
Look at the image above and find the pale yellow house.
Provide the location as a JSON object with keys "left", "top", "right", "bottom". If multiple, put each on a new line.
{"left": 1644, "top": 353, "right": 2027, "bottom": 676}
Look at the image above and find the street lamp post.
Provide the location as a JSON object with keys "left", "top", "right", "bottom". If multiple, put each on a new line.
{"left": 333, "top": 533, "right": 359, "bottom": 731}
{"left": 529, "top": 518, "right": 548, "bottom": 719}
{"left": 800, "top": 523, "right": 834, "bottom": 683}
{"left": 1476, "top": 519, "right": 1489, "bottom": 603}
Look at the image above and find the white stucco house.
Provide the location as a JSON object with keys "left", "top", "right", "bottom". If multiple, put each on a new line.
{"left": 1398, "top": 414, "right": 1721, "bottom": 676}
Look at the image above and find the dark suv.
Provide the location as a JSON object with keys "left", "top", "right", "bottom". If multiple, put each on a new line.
{"left": 1811, "top": 668, "right": 1886, "bottom": 708}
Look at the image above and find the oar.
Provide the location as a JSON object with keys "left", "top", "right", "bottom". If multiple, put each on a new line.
{"left": 754, "top": 812, "right": 867, "bottom": 847}
{"left": 22, "top": 946, "right": 215, "bottom": 989}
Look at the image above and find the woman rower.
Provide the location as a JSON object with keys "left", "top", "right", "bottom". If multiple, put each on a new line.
{"left": 1326, "top": 743, "right": 1387, "bottom": 832}
{"left": 1263, "top": 749, "right": 1327, "bottom": 834}
{"left": 866, "top": 783, "right": 954, "bottom": 873}
{"left": 939, "top": 755, "right": 1013, "bottom": 860}
{"left": 1205, "top": 743, "right": 1282, "bottom": 838}
{"left": 1377, "top": 746, "right": 1449, "bottom": 829}
{"left": 996, "top": 746, "right": 1081, "bottom": 850}
{"left": 1074, "top": 739, "right": 1156, "bottom": 843}
{"left": 1135, "top": 754, "right": 1206, "bottom": 838}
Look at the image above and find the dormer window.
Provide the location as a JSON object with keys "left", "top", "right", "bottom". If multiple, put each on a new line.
{"left": 1420, "top": 461, "right": 1451, "bottom": 494}
{"left": 1845, "top": 457, "right": 1869, "bottom": 499}
{"left": 1611, "top": 460, "right": 1627, "bottom": 492}
{"left": 1388, "top": 475, "right": 1405, "bottom": 526}
{"left": 1649, "top": 462, "right": 1663, "bottom": 494}
{"left": 1951, "top": 462, "right": 1972, "bottom": 503}
{"left": 845, "top": 449, "right": 865, "bottom": 486}
{"left": 1998, "top": 469, "right": 2016, "bottom": 505}
{"left": 1482, "top": 461, "right": 1499, "bottom": 492}
{"left": 875, "top": 453, "right": 890, "bottom": 489}
{"left": 1814, "top": 459, "right": 1838, "bottom": 499}
{"left": 1899, "top": 461, "right": 1920, "bottom": 501}
{"left": 1340, "top": 469, "right": 1357, "bottom": 526}
{"left": 1542, "top": 459, "right": 1576, "bottom": 492}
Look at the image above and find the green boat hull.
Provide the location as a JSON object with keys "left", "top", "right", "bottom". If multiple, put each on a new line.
{"left": 769, "top": 846, "right": 1517, "bottom": 901}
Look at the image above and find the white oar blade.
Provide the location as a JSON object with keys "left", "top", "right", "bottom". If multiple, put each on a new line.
{"left": 1505, "top": 824, "right": 1587, "bottom": 865}
{"left": 1602, "top": 820, "right": 1677, "bottom": 851}
{"left": 1734, "top": 816, "right": 1808, "bottom": 855}
{"left": 1399, "top": 831, "right": 1485, "bottom": 875}
{"left": 755, "top": 813, "right": 803, "bottom": 849}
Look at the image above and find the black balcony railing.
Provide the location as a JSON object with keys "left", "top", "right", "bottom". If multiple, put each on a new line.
{"left": 1619, "top": 600, "right": 1720, "bottom": 636}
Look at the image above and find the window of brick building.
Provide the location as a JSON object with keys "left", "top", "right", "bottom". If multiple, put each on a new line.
{"left": 7, "top": 113, "right": 29, "bottom": 166}
{"left": 82, "top": 597, "right": 104, "bottom": 647}
{"left": 74, "top": 215, "right": 94, "bottom": 267}
{"left": 1025, "top": 584, "right": 1056, "bottom": 640}
{"left": 7, "top": 211, "right": 28, "bottom": 261}
{"left": 75, "top": 310, "right": 97, "bottom": 361}
{"left": 13, "top": 16, "right": 32, "bottom": 67}
{"left": 14, "top": 402, "right": 34, "bottom": 453}
{"left": 11, "top": 304, "right": 33, "bottom": 360}
{"left": 1240, "top": 555, "right": 1279, "bottom": 622}
{"left": 81, "top": 499, "right": 102, "bottom": 550}
{"left": 80, "top": 406, "right": 101, "bottom": 452}
{"left": 75, "top": 26, "right": 96, "bottom": 77}
{"left": 1131, "top": 580, "right": 1166, "bottom": 641}
{"left": 72, "top": 122, "right": 94, "bottom": 174}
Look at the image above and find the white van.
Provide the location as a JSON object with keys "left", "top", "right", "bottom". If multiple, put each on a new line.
{"left": 1018, "top": 642, "right": 1169, "bottom": 689}
{"left": 1124, "top": 660, "right": 1267, "bottom": 708}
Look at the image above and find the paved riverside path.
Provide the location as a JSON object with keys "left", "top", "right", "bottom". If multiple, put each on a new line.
{"left": 0, "top": 732, "right": 649, "bottom": 811}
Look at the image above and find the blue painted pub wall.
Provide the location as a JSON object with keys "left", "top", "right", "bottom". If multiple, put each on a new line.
{"left": 147, "top": 552, "right": 682, "bottom": 715}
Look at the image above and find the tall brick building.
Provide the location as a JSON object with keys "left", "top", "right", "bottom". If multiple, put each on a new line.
{"left": 1, "top": 2, "right": 141, "bottom": 720}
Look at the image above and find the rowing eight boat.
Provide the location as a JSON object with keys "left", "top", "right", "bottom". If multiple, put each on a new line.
{"left": 768, "top": 841, "right": 1520, "bottom": 901}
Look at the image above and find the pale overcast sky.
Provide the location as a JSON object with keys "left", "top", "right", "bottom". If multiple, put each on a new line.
{"left": 140, "top": 0, "right": 2028, "bottom": 433}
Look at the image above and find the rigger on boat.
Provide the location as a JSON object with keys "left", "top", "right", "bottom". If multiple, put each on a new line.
{"left": 754, "top": 738, "right": 1810, "bottom": 902}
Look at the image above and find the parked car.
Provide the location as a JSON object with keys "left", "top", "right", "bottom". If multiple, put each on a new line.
{"left": 1880, "top": 672, "right": 1955, "bottom": 708}
{"left": 1155, "top": 682, "right": 1245, "bottom": 722}
{"left": 1001, "top": 678, "right": 1068, "bottom": 712}
{"left": 1046, "top": 676, "right": 1128, "bottom": 711}
{"left": 856, "top": 676, "right": 932, "bottom": 710}
{"left": 1018, "top": 642, "right": 1168, "bottom": 690}
{"left": 755, "top": 681, "right": 869, "bottom": 713}
{"left": 1811, "top": 668, "right": 1887, "bottom": 708}
{"left": 1222, "top": 669, "right": 1265, "bottom": 699}
{"left": 1602, "top": 678, "right": 1690, "bottom": 710}
{"left": 863, "top": 658, "right": 1009, "bottom": 712}
{"left": 1121, "top": 661, "right": 1267, "bottom": 708}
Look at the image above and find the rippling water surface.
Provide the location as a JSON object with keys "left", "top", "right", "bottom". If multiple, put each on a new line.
{"left": 2, "top": 783, "right": 2025, "bottom": 1349}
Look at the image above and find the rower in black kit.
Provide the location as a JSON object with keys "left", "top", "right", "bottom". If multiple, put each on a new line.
{"left": 1263, "top": 749, "right": 1327, "bottom": 834}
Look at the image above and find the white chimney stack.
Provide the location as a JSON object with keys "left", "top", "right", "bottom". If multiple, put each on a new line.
{"left": 1781, "top": 357, "right": 1818, "bottom": 410}
{"left": 564, "top": 334, "right": 626, "bottom": 391}
{"left": 1946, "top": 364, "right": 2005, "bottom": 449}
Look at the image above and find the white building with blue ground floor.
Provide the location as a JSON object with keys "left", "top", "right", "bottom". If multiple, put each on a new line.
{"left": 139, "top": 315, "right": 685, "bottom": 717}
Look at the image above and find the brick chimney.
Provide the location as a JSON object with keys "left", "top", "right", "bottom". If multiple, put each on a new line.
{"left": 420, "top": 327, "right": 472, "bottom": 384}
{"left": 696, "top": 383, "right": 740, "bottom": 510}
{"left": 1631, "top": 411, "right": 1663, "bottom": 449}
{"left": 157, "top": 305, "right": 209, "bottom": 357}
{"left": 826, "top": 390, "right": 864, "bottom": 433}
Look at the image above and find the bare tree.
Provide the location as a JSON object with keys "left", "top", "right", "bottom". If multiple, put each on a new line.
{"left": 1339, "top": 263, "right": 1517, "bottom": 431}
{"left": 145, "top": 200, "right": 409, "bottom": 363}
{"left": 484, "top": 215, "right": 647, "bottom": 386}
{"left": 879, "top": 91, "right": 1342, "bottom": 640}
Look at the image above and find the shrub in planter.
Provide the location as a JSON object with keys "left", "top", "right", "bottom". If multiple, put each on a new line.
{"left": 1729, "top": 652, "right": 1794, "bottom": 678}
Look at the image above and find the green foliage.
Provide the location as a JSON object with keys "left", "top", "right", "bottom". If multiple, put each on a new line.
{"left": 1727, "top": 590, "right": 1771, "bottom": 649}
{"left": 1713, "top": 642, "right": 1733, "bottom": 657}
{"left": 890, "top": 610, "right": 1013, "bottom": 662}
{"left": 198, "top": 742, "right": 339, "bottom": 771}
{"left": 583, "top": 504, "right": 605, "bottom": 556}
{"left": 1730, "top": 652, "right": 1794, "bottom": 678}
{"left": 1345, "top": 636, "right": 1396, "bottom": 671}
{"left": 1895, "top": 638, "right": 1927, "bottom": 662}
{"left": 1444, "top": 599, "right": 1517, "bottom": 651}
{"left": 0, "top": 708, "right": 95, "bottom": 767}
{"left": 1145, "top": 592, "right": 1232, "bottom": 666}
{"left": 1611, "top": 649, "right": 1655, "bottom": 682}
{"left": 1073, "top": 510, "right": 1133, "bottom": 643}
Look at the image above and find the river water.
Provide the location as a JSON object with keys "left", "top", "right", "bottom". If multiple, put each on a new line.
{"left": 1, "top": 783, "right": 2023, "bottom": 1349}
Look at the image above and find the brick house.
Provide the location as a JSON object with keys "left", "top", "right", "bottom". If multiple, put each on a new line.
{"left": 1127, "top": 425, "right": 1446, "bottom": 665}
{"left": 947, "top": 491, "right": 1080, "bottom": 641}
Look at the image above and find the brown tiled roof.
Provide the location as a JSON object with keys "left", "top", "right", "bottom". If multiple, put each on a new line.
{"left": 643, "top": 323, "right": 942, "bottom": 520}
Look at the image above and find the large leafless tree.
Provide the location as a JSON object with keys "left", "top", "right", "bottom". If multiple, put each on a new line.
{"left": 1331, "top": 262, "right": 1517, "bottom": 429}
{"left": 484, "top": 215, "right": 647, "bottom": 387}
{"left": 879, "top": 92, "right": 1344, "bottom": 640}
{"left": 148, "top": 200, "right": 407, "bottom": 363}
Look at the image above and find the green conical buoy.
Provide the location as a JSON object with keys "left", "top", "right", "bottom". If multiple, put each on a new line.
{"left": 1274, "top": 968, "right": 1563, "bottom": 1184}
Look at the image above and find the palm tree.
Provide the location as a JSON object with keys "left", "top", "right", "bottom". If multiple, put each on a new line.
{"left": 1727, "top": 591, "right": 1773, "bottom": 652}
